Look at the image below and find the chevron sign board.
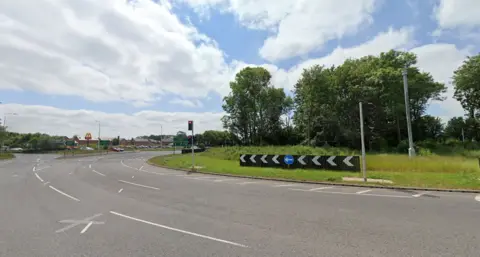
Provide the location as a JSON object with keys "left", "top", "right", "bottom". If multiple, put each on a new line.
{"left": 239, "top": 154, "right": 360, "bottom": 171}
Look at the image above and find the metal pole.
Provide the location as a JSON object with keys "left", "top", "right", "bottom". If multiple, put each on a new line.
{"left": 462, "top": 128, "right": 465, "bottom": 142}
{"left": 402, "top": 66, "right": 416, "bottom": 158}
{"left": 359, "top": 102, "right": 367, "bottom": 182}
{"left": 191, "top": 128, "right": 195, "bottom": 171}
{"left": 160, "top": 124, "right": 163, "bottom": 148}
{"left": 97, "top": 121, "right": 101, "bottom": 154}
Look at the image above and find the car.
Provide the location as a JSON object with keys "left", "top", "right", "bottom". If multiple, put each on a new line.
{"left": 111, "top": 147, "right": 124, "bottom": 152}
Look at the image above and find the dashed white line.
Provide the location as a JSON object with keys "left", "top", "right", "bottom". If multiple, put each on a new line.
{"left": 214, "top": 178, "right": 238, "bottom": 182}
{"left": 412, "top": 192, "right": 428, "bottom": 198}
{"left": 49, "top": 186, "right": 80, "bottom": 202}
{"left": 118, "top": 180, "right": 160, "bottom": 191}
{"left": 273, "top": 183, "right": 296, "bottom": 187}
{"left": 109, "top": 211, "right": 248, "bottom": 248}
{"left": 289, "top": 188, "right": 413, "bottom": 198}
{"left": 32, "top": 166, "right": 36, "bottom": 172}
{"left": 34, "top": 173, "right": 44, "bottom": 182}
{"left": 89, "top": 164, "right": 92, "bottom": 169}
{"left": 237, "top": 181, "right": 260, "bottom": 185}
{"left": 139, "top": 166, "right": 144, "bottom": 171}
{"left": 118, "top": 188, "right": 123, "bottom": 193}
{"left": 92, "top": 170, "right": 106, "bottom": 177}
{"left": 309, "top": 186, "right": 334, "bottom": 191}
{"left": 131, "top": 176, "right": 135, "bottom": 179}
{"left": 356, "top": 189, "right": 373, "bottom": 194}
{"left": 475, "top": 195, "right": 480, "bottom": 202}
{"left": 80, "top": 221, "right": 93, "bottom": 234}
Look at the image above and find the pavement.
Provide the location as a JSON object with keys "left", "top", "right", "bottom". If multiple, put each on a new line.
{"left": 1, "top": 152, "right": 479, "bottom": 257}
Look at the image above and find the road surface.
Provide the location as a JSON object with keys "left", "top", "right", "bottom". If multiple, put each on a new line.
{"left": 1, "top": 152, "right": 479, "bottom": 257}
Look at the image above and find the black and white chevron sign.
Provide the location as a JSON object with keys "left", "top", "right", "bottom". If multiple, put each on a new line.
{"left": 239, "top": 154, "right": 360, "bottom": 171}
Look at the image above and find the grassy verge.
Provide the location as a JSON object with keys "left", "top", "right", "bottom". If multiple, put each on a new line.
{"left": 0, "top": 152, "right": 14, "bottom": 160}
{"left": 149, "top": 147, "right": 480, "bottom": 190}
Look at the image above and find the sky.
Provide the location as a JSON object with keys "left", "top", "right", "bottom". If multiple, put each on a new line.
{"left": 0, "top": 0, "right": 479, "bottom": 138}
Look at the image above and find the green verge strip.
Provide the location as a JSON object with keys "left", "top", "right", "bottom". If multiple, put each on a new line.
{"left": 0, "top": 153, "right": 14, "bottom": 160}
{"left": 149, "top": 154, "right": 480, "bottom": 191}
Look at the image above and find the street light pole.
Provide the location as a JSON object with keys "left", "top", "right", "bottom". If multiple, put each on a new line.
{"left": 95, "top": 120, "right": 101, "bottom": 153}
{"left": 402, "top": 66, "right": 416, "bottom": 158}
{"left": 359, "top": 102, "right": 367, "bottom": 182}
{"left": 159, "top": 124, "right": 163, "bottom": 148}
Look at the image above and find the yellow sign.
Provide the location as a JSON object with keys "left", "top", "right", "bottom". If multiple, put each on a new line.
{"left": 85, "top": 132, "right": 92, "bottom": 140}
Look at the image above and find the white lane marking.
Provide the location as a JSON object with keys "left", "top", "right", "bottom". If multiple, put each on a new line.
{"left": 109, "top": 211, "right": 248, "bottom": 248}
{"left": 118, "top": 180, "right": 160, "bottom": 191}
{"left": 43, "top": 182, "right": 50, "bottom": 186}
{"left": 80, "top": 221, "right": 93, "bottom": 234}
{"left": 49, "top": 186, "right": 80, "bottom": 202}
{"left": 132, "top": 176, "right": 135, "bottom": 178}
{"left": 356, "top": 189, "right": 373, "bottom": 194}
{"left": 12, "top": 174, "right": 18, "bottom": 177}
{"left": 475, "top": 195, "right": 480, "bottom": 202}
{"left": 273, "top": 183, "right": 296, "bottom": 187}
{"left": 121, "top": 160, "right": 138, "bottom": 170}
{"left": 35, "top": 166, "right": 51, "bottom": 172}
{"left": 35, "top": 173, "right": 44, "bottom": 182}
{"left": 412, "top": 192, "right": 428, "bottom": 198}
{"left": 118, "top": 188, "right": 123, "bottom": 193}
{"left": 92, "top": 170, "right": 106, "bottom": 177}
{"left": 237, "top": 181, "right": 260, "bottom": 185}
{"left": 188, "top": 176, "right": 218, "bottom": 180}
{"left": 89, "top": 164, "right": 92, "bottom": 169}
{"left": 139, "top": 166, "right": 144, "bottom": 171}
{"left": 289, "top": 188, "right": 413, "bottom": 198}
{"left": 69, "top": 172, "right": 73, "bottom": 175}
{"left": 214, "top": 178, "right": 238, "bottom": 182}
{"left": 32, "top": 166, "right": 36, "bottom": 172}
{"left": 309, "top": 186, "right": 334, "bottom": 191}
{"left": 175, "top": 174, "right": 191, "bottom": 177}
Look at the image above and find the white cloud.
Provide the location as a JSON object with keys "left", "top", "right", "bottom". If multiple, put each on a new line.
{"left": 434, "top": 0, "right": 480, "bottom": 29}
{"left": 169, "top": 98, "right": 204, "bottom": 108}
{"left": 0, "top": 0, "right": 237, "bottom": 106}
{"left": 412, "top": 43, "right": 472, "bottom": 121}
{"left": 0, "top": 103, "right": 224, "bottom": 138}
{"left": 178, "top": 0, "right": 380, "bottom": 62}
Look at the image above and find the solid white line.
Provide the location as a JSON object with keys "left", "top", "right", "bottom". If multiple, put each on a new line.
{"left": 475, "top": 195, "right": 480, "bottom": 202}
{"left": 49, "top": 186, "right": 80, "bottom": 202}
{"left": 121, "top": 160, "right": 137, "bottom": 170}
{"left": 289, "top": 188, "right": 413, "bottom": 198}
{"left": 412, "top": 192, "right": 427, "bottom": 198}
{"left": 34, "top": 173, "right": 44, "bottom": 183}
{"left": 32, "top": 166, "right": 36, "bottom": 172}
{"left": 118, "top": 180, "right": 160, "bottom": 190}
{"left": 92, "top": 170, "right": 106, "bottom": 177}
{"left": 356, "top": 189, "right": 373, "bottom": 194}
{"left": 109, "top": 211, "right": 248, "bottom": 248}
{"left": 80, "top": 221, "right": 93, "bottom": 234}
{"left": 309, "top": 186, "right": 334, "bottom": 191}
{"left": 118, "top": 188, "right": 123, "bottom": 193}
{"left": 273, "top": 184, "right": 296, "bottom": 187}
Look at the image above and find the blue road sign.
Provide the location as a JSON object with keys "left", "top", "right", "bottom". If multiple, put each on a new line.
{"left": 284, "top": 155, "right": 294, "bottom": 165}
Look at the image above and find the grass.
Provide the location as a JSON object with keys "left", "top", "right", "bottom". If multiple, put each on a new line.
{"left": 149, "top": 146, "right": 480, "bottom": 190}
{"left": 0, "top": 152, "right": 14, "bottom": 160}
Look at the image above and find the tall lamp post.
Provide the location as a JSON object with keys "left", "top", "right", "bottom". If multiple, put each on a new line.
{"left": 402, "top": 66, "right": 415, "bottom": 158}
{"left": 95, "top": 120, "right": 101, "bottom": 153}
{"left": 159, "top": 124, "right": 163, "bottom": 148}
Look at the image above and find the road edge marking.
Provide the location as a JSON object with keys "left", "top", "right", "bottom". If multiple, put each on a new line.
{"left": 109, "top": 211, "right": 248, "bottom": 248}
{"left": 92, "top": 170, "right": 106, "bottom": 177}
{"left": 34, "top": 173, "right": 44, "bottom": 183}
{"left": 118, "top": 180, "right": 160, "bottom": 191}
{"left": 49, "top": 186, "right": 80, "bottom": 202}
{"left": 80, "top": 221, "right": 93, "bottom": 234}
{"left": 289, "top": 188, "right": 413, "bottom": 198}
{"left": 356, "top": 189, "right": 373, "bottom": 194}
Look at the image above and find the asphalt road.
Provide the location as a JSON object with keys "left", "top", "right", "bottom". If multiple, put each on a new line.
{"left": 1, "top": 152, "right": 479, "bottom": 257}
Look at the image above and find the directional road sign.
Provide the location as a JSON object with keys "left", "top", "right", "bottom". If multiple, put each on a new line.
{"left": 239, "top": 154, "right": 360, "bottom": 171}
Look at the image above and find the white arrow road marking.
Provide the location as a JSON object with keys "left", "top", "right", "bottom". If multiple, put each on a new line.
{"left": 261, "top": 155, "right": 267, "bottom": 164}
{"left": 272, "top": 155, "right": 280, "bottom": 164}
{"left": 240, "top": 155, "right": 246, "bottom": 163}
{"left": 312, "top": 156, "right": 321, "bottom": 166}
{"left": 327, "top": 156, "right": 337, "bottom": 166}
{"left": 250, "top": 155, "right": 256, "bottom": 163}
{"left": 343, "top": 156, "right": 354, "bottom": 167}
{"left": 109, "top": 211, "right": 248, "bottom": 248}
{"left": 298, "top": 155, "right": 306, "bottom": 165}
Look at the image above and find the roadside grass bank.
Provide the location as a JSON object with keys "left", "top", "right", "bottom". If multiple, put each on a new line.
{"left": 149, "top": 146, "right": 480, "bottom": 190}
{"left": 0, "top": 152, "right": 14, "bottom": 160}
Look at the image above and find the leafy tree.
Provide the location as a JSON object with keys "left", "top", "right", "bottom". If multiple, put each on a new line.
{"left": 444, "top": 117, "right": 466, "bottom": 140}
{"left": 453, "top": 54, "right": 480, "bottom": 118}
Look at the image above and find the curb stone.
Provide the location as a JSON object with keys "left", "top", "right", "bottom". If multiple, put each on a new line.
{"left": 146, "top": 160, "right": 480, "bottom": 194}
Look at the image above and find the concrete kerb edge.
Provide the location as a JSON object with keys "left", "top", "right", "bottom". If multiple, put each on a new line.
{"left": 146, "top": 160, "right": 480, "bottom": 194}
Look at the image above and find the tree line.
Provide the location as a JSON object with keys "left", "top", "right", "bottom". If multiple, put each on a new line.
{"left": 221, "top": 50, "right": 480, "bottom": 152}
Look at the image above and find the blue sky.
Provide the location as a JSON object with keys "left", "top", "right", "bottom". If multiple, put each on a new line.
{"left": 0, "top": 0, "right": 479, "bottom": 136}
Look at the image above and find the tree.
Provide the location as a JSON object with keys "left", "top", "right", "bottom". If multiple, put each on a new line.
{"left": 453, "top": 54, "right": 480, "bottom": 118}
{"left": 444, "top": 117, "right": 466, "bottom": 140}
{"left": 222, "top": 67, "right": 291, "bottom": 145}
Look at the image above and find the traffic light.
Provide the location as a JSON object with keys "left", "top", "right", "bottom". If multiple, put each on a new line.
{"left": 187, "top": 135, "right": 192, "bottom": 145}
{"left": 188, "top": 120, "right": 193, "bottom": 131}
